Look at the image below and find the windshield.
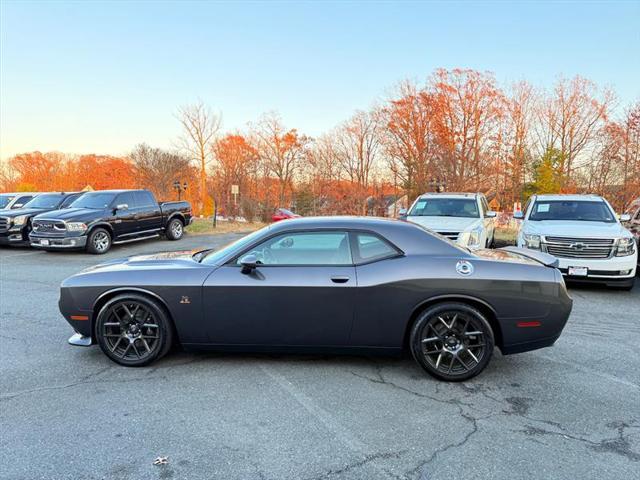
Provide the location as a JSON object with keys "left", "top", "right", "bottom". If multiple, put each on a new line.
{"left": 409, "top": 198, "right": 479, "bottom": 218}
{"left": 0, "top": 195, "right": 15, "bottom": 208}
{"left": 529, "top": 200, "right": 616, "bottom": 223}
{"left": 69, "top": 192, "right": 116, "bottom": 209}
{"left": 23, "top": 194, "right": 66, "bottom": 209}
{"left": 199, "top": 226, "right": 271, "bottom": 265}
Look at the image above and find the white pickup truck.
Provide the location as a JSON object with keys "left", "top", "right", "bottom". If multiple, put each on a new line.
{"left": 515, "top": 194, "right": 637, "bottom": 290}
{"left": 401, "top": 192, "right": 497, "bottom": 249}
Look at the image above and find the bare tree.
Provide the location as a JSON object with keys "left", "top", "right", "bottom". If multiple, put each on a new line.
{"left": 129, "top": 144, "right": 191, "bottom": 200}
{"left": 176, "top": 101, "right": 221, "bottom": 213}
{"left": 250, "top": 112, "right": 310, "bottom": 205}
{"left": 535, "top": 76, "right": 614, "bottom": 187}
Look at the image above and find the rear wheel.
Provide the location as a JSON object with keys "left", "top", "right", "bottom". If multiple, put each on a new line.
{"left": 165, "top": 218, "right": 184, "bottom": 241}
{"left": 95, "top": 294, "right": 173, "bottom": 367}
{"left": 86, "top": 228, "right": 112, "bottom": 254}
{"left": 410, "top": 303, "right": 494, "bottom": 381}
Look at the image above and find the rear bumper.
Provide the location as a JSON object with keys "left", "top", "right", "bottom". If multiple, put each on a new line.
{"left": 30, "top": 233, "right": 87, "bottom": 249}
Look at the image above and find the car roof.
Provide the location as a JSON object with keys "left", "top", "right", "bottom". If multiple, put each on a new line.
{"left": 81, "top": 189, "right": 146, "bottom": 194}
{"left": 534, "top": 194, "right": 605, "bottom": 202}
{"left": 418, "top": 192, "right": 480, "bottom": 199}
{"left": 265, "top": 216, "right": 467, "bottom": 256}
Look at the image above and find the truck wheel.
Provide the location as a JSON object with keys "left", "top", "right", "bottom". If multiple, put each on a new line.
{"left": 166, "top": 218, "right": 184, "bottom": 241}
{"left": 86, "top": 228, "right": 112, "bottom": 254}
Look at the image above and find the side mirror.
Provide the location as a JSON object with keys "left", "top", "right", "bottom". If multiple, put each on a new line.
{"left": 486, "top": 211, "right": 498, "bottom": 218}
{"left": 240, "top": 254, "right": 259, "bottom": 274}
{"left": 398, "top": 208, "right": 407, "bottom": 216}
{"left": 513, "top": 211, "right": 524, "bottom": 220}
{"left": 115, "top": 203, "right": 129, "bottom": 211}
{"left": 620, "top": 213, "right": 631, "bottom": 222}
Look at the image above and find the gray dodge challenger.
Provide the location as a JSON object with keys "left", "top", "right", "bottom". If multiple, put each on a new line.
{"left": 59, "top": 217, "right": 572, "bottom": 381}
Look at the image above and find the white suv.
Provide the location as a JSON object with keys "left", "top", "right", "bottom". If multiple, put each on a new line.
{"left": 516, "top": 194, "right": 637, "bottom": 290}
{"left": 402, "top": 192, "right": 496, "bottom": 249}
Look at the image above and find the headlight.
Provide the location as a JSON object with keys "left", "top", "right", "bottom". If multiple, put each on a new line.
{"left": 12, "top": 215, "right": 28, "bottom": 226}
{"left": 616, "top": 238, "right": 636, "bottom": 257}
{"left": 66, "top": 222, "right": 88, "bottom": 232}
{"left": 458, "top": 226, "right": 482, "bottom": 248}
{"left": 523, "top": 233, "right": 541, "bottom": 250}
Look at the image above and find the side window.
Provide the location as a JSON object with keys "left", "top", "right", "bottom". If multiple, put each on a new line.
{"left": 481, "top": 197, "right": 490, "bottom": 214}
{"left": 353, "top": 233, "right": 399, "bottom": 264}
{"left": 60, "top": 194, "right": 81, "bottom": 208}
{"left": 15, "top": 195, "right": 33, "bottom": 207}
{"left": 116, "top": 192, "right": 138, "bottom": 209}
{"left": 238, "top": 231, "right": 352, "bottom": 266}
{"left": 135, "top": 191, "right": 156, "bottom": 207}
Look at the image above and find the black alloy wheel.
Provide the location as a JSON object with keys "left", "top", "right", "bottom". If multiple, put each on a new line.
{"left": 410, "top": 303, "right": 494, "bottom": 381}
{"left": 95, "top": 294, "right": 173, "bottom": 366}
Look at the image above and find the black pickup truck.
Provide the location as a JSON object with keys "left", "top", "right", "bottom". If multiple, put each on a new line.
{"left": 0, "top": 192, "right": 83, "bottom": 246}
{"left": 29, "top": 189, "right": 192, "bottom": 254}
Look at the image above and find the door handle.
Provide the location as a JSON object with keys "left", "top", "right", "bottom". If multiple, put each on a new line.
{"left": 330, "top": 276, "right": 350, "bottom": 284}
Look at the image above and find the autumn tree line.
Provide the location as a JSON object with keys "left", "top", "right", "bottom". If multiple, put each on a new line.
{"left": 1, "top": 68, "right": 639, "bottom": 219}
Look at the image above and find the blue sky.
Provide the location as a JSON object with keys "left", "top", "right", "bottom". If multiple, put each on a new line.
{"left": 1, "top": 0, "right": 639, "bottom": 158}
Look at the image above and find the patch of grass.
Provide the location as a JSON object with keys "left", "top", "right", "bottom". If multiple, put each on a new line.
{"left": 185, "top": 218, "right": 266, "bottom": 235}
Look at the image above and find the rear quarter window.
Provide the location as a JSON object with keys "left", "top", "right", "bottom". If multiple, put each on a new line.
{"left": 353, "top": 233, "right": 400, "bottom": 264}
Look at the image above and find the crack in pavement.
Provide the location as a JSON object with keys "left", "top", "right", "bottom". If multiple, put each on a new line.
{"left": 521, "top": 420, "right": 640, "bottom": 463}
{"left": 0, "top": 366, "right": 168, "bottom": 401}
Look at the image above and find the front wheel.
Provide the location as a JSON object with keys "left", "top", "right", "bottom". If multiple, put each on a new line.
{"left": 165, "top": 218, "right": 184, "bottom": 241}
{"left": 95, "top": 294, "right": 174, "bottom": 367}
{"left": 410, "top": 303, "right": 494, "bottom": 382}
{"left": 86, "top": 228, "right": 112, "bottom": 254}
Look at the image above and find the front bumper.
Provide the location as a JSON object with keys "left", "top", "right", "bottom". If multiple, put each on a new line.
{"left": 555, "top": 255, "right": 637, "bottom": 281}
{"left": 0, "top": 230, "right": 29, "bottom": 245}
{"left": 30, "top": 233, "right": 87, "bottom": 249}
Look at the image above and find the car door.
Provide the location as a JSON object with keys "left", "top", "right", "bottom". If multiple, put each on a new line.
{"left": 111, "top": 192, "right": 139, "bottom": 239}
{"left": 134, "top": 191, "right": 162, "bottom": 233}
{"left": 201, "top": 230, "right": 356, "bottom": 346}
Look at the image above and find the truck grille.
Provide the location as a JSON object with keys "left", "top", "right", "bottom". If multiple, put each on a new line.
{"left": 0, "top": 216, "right": 8, "bottom": 232}
{"left": 32, "top": 219, "right": 66, "bottom": 233}
{"left": 437, "top": 231, "right": 460, "bottom": 241}
{"left": 542, "top": 236, "right": 614, "bottom": 259}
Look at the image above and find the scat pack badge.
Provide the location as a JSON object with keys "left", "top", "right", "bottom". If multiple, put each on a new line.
{"left": 179, "top": 296, "right": 191, "bottom": 304}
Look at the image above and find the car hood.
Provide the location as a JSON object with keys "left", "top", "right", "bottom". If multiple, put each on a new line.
{"left": 0, "top": 207, "right": 49, "bottom": 218}
{"left": 79, "top": 250, "right": 204, "bottom": 274}
{"left": 407, "top": 216, "right": 482, "bottom": 232}
{"left": 34, "top": 207, "right": 106, "bottom": 222}
{"left": 523, "top": 220, "right": 631, "bottom": 238}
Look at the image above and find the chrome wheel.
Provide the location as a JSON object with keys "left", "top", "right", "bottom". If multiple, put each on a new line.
{"left": 100, "top": 301, "right": 161, "bottom": 361}
{"left": 170, "top": 220, "right": 182, "bottom": 238}
{"left": 419, "top": 310, "right": 488, "bottom": 377}
{"left": 93, "top": 231, "right": 110, "bottom": 252}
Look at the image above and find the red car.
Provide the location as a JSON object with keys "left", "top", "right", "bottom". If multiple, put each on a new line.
{"left": 272, "top": 208, "right": 300, "bottom": 222}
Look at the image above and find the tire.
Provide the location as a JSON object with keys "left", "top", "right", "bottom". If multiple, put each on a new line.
{"left": 95, "top": 293, "right": 174, "bottom": 367}
{"left": 410, "top": 302, "right": 495, "bottom": 382}
{"left": 165, "top": 217, "right": 184, "bottom": 241}
{"left": 86, "top": 228, "right": 112, "bottom": 254}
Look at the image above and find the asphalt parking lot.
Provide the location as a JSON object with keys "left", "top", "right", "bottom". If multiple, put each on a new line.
{"left": 1, "top": 233, "right": 638, "bottom": 480}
